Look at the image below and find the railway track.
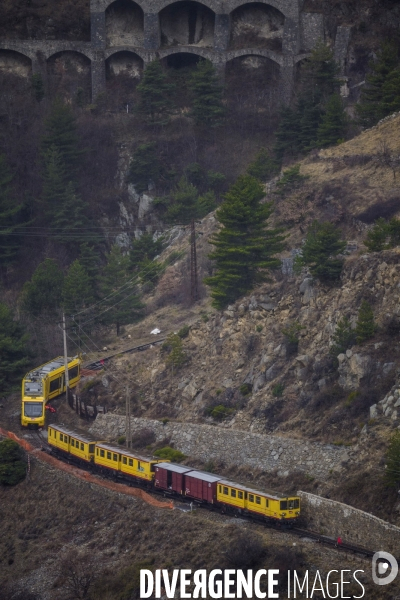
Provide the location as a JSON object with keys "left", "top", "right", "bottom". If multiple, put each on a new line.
{"left": 291, "top": 527, "right": 375, "bottom": 558}
{"left": 83, "top": 337, "right": 166, "bottom": 371}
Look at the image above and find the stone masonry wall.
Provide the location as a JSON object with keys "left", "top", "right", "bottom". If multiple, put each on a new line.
{"left": 90, "top": 414, "right": 350, "bottom": 481}
{"left": 298, "top": 491, "right": 400, "bottom": 555}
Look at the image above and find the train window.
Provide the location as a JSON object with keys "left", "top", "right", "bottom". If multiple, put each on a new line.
{"left": 138, "top": 461, "right": 144, "bottom": 472}
{"left": 71, "top": 439, "right": 75, "bottom": 447}
{"left": 249, "top": 494, "right": 254, "bottom": 503}
{"left": 68, "top": 366, "right": 79, "bottom": 380}
{"left": 231, "top": 489, "right": 236, "bottom": 498}
{"left": 96, "top": 448, "right": 99, "bottom": 455}
{"left": 122, "top": 457, "right": 127, "bottom": 465}
{"left": 255, "top": 496, "right": 261, "bottom": 505}
{"left": 100, "top": 450, "right": 105, "bottom": 458}
{"left": 60, "top": 434, "right": 63, "bottom": 442}
{"left": 113, "top": 454, "right": 118, "bottom": 462}
{"left": 266, "top": 499, "right": 269, "bottom": 508}
{"left": 280, "top": 501, "right": 288, "bottom": 511}
{"left": 89, "top": 444, "right": 95, "bottom": 453}
{"left": 129, "top": 459, "right": 133, "bottom": 467}
{"left": 81, "top": 443, "right": 84, "bottom": 451}
{"left": 49, "top": 378, "right": 60, "bottom": 393}
{"left": 223, "top": 487, "right": 228, "bottom": 495}
{"left": 107, "top": 452, "right": 111, "bottom": 460}
{"left": 294, "top": 499, "right": 299, "bottom": 509}
{"left": 238, "top": 491, "right": 243, "bottom": 500}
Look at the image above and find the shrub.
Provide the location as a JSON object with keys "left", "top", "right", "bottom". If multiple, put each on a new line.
{"left": 272, "top": 383, "right": 285, "bottom": 397}
{"left": 153, "top": 446, "right": 186, "bottom": 462}
{"left": 117, "top": 435, "right": 126, "bottom": 445}
{"left": 275, "top": 164, "right": 308, "bottom": 196}
{"left": 256, "top": 324, "right": 263, "bottom": 332}
{"left": 225, "top": 531, "right": 266, "bottom": 569}
{"left": 177, "top": 324, "right": 190, "bottom": 339}
{"left": 297, "top": 220, "right": 346, "bottom": 283}
{"left": 239, "top": 383, "right": 252, "bottom": 396}
{"left": 0, "top": 439, "right": 26, "bottom": 486}
{"left": 282, "top": 321, "right": 304, "bottom": 356}
{"left": 329, "top": 316, "right": 355, "bottom": 360}
{"left": 131, "top": 428, "right": 156, "bottom": 449}
{"left": 385, "top": 431, "right": 400, "bottom": 487}
{"left": 355, "top": 300, "right": 376, "bottom": 344}
{"left": 209, "top": 404, "right": 235, "bottom": 420}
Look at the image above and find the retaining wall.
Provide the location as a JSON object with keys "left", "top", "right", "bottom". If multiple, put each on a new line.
{"left": 90, "top": 414, "right": 351, "bottom": 481}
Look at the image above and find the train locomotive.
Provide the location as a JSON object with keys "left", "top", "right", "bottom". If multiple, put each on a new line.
{"left": 47, "top": 424, "right": 300, "bottom": 524}
{"left": 21, "top": 356, "right": 81, "bottom": 428}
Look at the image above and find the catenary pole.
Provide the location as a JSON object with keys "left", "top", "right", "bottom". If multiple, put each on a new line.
{"left": 63, "top": 312, "right": 70, "bottom": 403}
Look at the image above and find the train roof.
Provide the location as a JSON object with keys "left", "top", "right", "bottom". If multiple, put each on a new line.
{"left": 185, "top": 470, "right": 222, "bottom": 483}
{"left": 49, "top": 424, "right": 99, "bottom": 444}
{"left": 218, "top": 479, "right": 293, "bottom": 500}
{"left": 155, "top": 462, "right": 193, "bottom": 474}
{"left": 24, "top": 356, "right": 80, "bottom": 380}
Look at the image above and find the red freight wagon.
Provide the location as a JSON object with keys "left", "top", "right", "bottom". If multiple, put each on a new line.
{"left": 184, "top": 470, "right": 222, "bottom": 503}
{"left": 154, "top": 462, "right": 193, "bottom": 495}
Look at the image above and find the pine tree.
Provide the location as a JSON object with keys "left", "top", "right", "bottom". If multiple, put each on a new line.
{"left": 303, "top": 40, "right": 339, "bottom": 102}
{"left": 130, "top": 233, "right": 164, "bottom": 270}
{"left": 364, "top": 217, "right": 389, "bottom": 252}
{"left": 355, "top": 300, "right": 376, "bottom": 344}
{"left": 41, "top": 146, "right": 88, "bottom": 247}
{"left": 63, "top": 260, "right": 95, "bottom": 315}
{"left": 205, "top": 175, "right": 285, "bottom": 309}
{"left": 274, "top": 106, "right": 301, "bottom": 161}
{"left": 189, "top": 59, "right": 224, "bottom": 127}
{"left": 127, "top": 143, "right": 162, "bottom": 194}
{"left": 385, "top": 431, "right": 400, "bottom": 488}
{"left": 0, "top": 155, "right": 28, "bottom": 270}
{"left": 198, "top": 190, "right": 216, "bottom": 218}
{"left": 136, "top": 60, "right": 173, "bottom": 124}
{"left": 298, "top": 221, "right": 346, "bottom": 284}
{"left": 0, "top": 439, "right": 26, "bottom": 486}
{"left": 329, "top": 316, "right": 355, "bottom": 359}
{"left": 21, "top": 258, "right": 64, "bottom": 316}
{"left": 164, "top": 333, "right": 188, "bottom": 373}
{"left": 41, "top": 98, "right": 84, "bottom": 178}
{"left": 316, "top": 94, "right": 348, "bottom": 147}
{"left": 78, "top": 242, "right": 101, "bottom": 289}
{"left": 247, "top": 148, "right": 279, "bottom": 182}
{"left": 356, "top": 42, "right": 399, "bottom": 127}
{"left": 166, "top": 177, "right": 199, "bottom": 224}
{"left": 0, "top": 302, "right": 29, "bottom": 389}
{"left": 381, "top": 68, "right": 400, "bottom": 115}
{"left": 100, "top": 245, "right": 144, "bottom": 335}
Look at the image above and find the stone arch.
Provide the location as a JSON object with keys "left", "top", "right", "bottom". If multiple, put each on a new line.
{"left": 159, "top": 0, "right": 215, "bottom": 48}
{"left": 225, "top": 53, "right": 281, "bottom": 126}
{"left": 0, "top": 49, "right": 32, "bottom": 78}
{"left": 106, "top": 49, "right": 144, "bottom": 77}
{"left": 105, "top": 0, "right": 144, "bottom": 48}
{"left": 226, "top": 47, "right": 283, "bottom": 66}
{"left": 46, "top": 46, "right": 93, "bottom": 61}
{"left": 227, "top": 0, "right": 294, "bottom": 19}
{"left": 229, "top": 2, "right": 284, "bottom": 53}
{"left": 47, "top": 51, "right": 92, "bottom": 103}
{"left": 159, "top": 46, "right": 217, "bottom": 64}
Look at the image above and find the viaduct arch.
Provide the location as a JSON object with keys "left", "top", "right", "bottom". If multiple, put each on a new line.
{"left": 0, "top": 0, "right": 330, "bottom": 102}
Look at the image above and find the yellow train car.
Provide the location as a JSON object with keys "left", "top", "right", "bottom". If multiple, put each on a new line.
{"left": 217, "top": 479, "right": 300, "bottom": 523}
{"left": 21, "top": 356, "right": 81, "bottom": 428}
{"left": 94, "top": 443, "right": 166, "bottom": 484}
{"left": 48, "top": 425, "right": 98, "bottom": 463}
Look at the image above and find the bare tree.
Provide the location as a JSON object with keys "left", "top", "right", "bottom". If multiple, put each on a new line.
{"left": 57, "top": 550, "right": 101, "bottom": 600}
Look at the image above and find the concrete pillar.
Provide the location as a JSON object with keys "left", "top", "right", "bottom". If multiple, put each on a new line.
{"left": 90, "top": 11, "right": 106, "bottom": 48}
{"left": 31, "top": 50, "right": 48, "bottom": 96}
{"left": 144, "top": 13, "right": 160, "bottom": 51}
{"left": 214, "top": 14, "right": 230, "bottom": 52}
{"left": 91, "top": 52, "right": 106, "bottom": 100}
{"left": 280, "top": 61, "right": 295, "bottom": 105}
{"left": 214, "top": 59, "right": 226, "bottom": 84}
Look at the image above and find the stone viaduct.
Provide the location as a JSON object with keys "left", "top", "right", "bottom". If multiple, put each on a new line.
{"left": 0, "top": 0, "right": 339, "bottom": 102}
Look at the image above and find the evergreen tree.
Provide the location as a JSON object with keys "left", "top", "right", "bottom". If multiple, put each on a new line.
{"left": 329, "top": 316, "right": 355, "bottom": 359}
{"left": 0, "top": 302, "right": 29, "bottom": 389}
{"left": 303, "top": 40, "right": 339, "bottom": 102}
{"left": 189, "top": 59, "right": 224, "bottom": 127}
{"left": 41, "top": 146, "right": 88, "bottom": 247}
{"left": 63, "top": 260, "right": 95, "bottom": 314}
{"left": 385, "top": 431, "right": 400, "bottom": 488}
{"left": 316, "top": 94, "right": 348, "bottom": 147}
{"left": 0, "top": 155, "right": 28, "bottom": 269}
{"left": 247, "top": 148, "right": 279, "bottom": 182}
{"left": 198, "top": 190, "right": 217, "bottom": 217}
{"left": 356, "top": 42, "right": 399, "bottom": 127}
{"left": 355, "top": 300, "right": 376, "bottom": 344}
{"left": 205, "top": 175, "right": 285, "bottom": 309}
{"left": 381, "top": 68, "right": 400, "bottom": 115}
{"left": 274, "top": 106, "right": 301, "bottom": 161}
{"left": 21, "top": 258, "right": 64, "bottom": 316}
{"left": 0, "top": 439, "right": 26, "bottom": 486}
{"left": 130, "top": 233, "right": 164, "bottom": 270}
{"left": 364, "top": 217, "right": 389, "bottom": 252}
{"left": 298, "top": 221, "right": 346, "bottom": 284}
{"left": 164, "top": 333, "right": 188, "bottom": 373}
{"left": 136, "top": 60, "right": 173, "bottom": 124}
{"left": 41, "top": 98, "right": 83, "bottom": 178}
{"left": 78, "top": 242, "right": 101, "bottom": 289}
{"left": 127, "top": 143, "right": 162, "bottom": 194}
{"left": 100, "top": 245, "right": 144, "bottom": 335}
{"left": 166, "top": 177, "right": 199, "bottom": 224}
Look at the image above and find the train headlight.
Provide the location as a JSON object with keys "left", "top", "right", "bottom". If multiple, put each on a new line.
{"left": 280, "top": 513, "right": 286, "bottom": 517}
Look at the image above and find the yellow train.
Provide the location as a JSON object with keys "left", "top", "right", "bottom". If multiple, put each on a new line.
{"left": 21, "top": 356, "right": 81, "bottom": 428}
{"left": 47, "top": 424, "right": 300, "bottom": 525}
